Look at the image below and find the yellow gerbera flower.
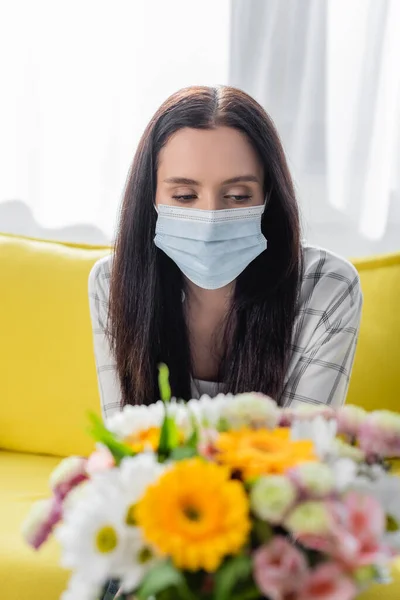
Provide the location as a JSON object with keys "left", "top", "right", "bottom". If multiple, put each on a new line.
{"left": 135, "top": 458, "right": 250, "bottom": 572}
{"left": 215, "top": 427, "right": 316, "bottom": 479}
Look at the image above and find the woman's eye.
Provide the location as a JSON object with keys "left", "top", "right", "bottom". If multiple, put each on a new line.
{"left": 225, "top": 195, "right": 252, "bottom": 203}
{"left": 171, "top": 194, "right": 253, "bottom": 204}
{"left": 172, "top": 194, "right": 197, "bottom": 202}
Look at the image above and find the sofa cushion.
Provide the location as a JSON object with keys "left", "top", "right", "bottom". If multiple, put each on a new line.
{"left": 348, "top": 252, "right": 400, "bottom": 412}
{"left": 0, "top": 233, "right": 110, "bottom": 457}
{"left": 0, "top": 450, "right": 69, "bottom": 599}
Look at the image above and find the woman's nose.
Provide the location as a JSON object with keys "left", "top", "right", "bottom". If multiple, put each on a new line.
{"left": 200, "top": 192, "right": 224, "bottom": 211}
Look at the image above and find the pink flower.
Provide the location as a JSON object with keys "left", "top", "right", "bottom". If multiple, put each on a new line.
{"left": 22, "top": 497, "right": 63, "bottom": 549}
{"left": 342, "top": 491, "right": 385, "bottom": 545}
{"left": 86, "top": 444, "right": 115, "bottom": 475}
{"left": 296, "top": 533, "right": 336, "bottom": 556}
{"left": 337, "top": 405, "right": 367, "bottom": 438}
{"left": 297, "top": 563, "right": 357, "bottom": 600}
{"left": 280, "top": 406, "right": 336, "bottom": 427}
{"left": 358, "top": 411, "right": 400, "bottom": 458}
{"left": 333, "top": 492, "right": 387, "bottom": 568}
{"left": 300, "top": 492, "right": 387, "bottom": 570}
{"left": 277, "top": 410, "right": 294, "bottom": 427}
{"left": 50, "top": 456, "right": 88, "bottom": 501}
{"left": 198, "top": 428, "right": 221, "bottom": 460}
{"left": 253, "top": 536, "right": 308, "bottom": 600}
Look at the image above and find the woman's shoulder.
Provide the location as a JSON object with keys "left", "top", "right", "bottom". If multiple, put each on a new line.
{"left": 302, "top": 244, "right": 359, "bottom": 279}
{"left": 300, "top": 244, "right": 362, "bottom": 309}
{"left": 88, "top": 253, "right": 113, "bottom": 302}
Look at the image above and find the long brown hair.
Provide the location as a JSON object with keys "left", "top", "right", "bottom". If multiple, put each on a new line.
{"left": 109, "top": 85, "right": 302, "bottom": 406}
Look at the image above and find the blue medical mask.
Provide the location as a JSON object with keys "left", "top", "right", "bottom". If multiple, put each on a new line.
{"left": 154, "top": 204, "right": 267, "bottom": 289}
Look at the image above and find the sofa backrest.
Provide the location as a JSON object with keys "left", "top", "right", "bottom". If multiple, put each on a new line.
{"left": 347, "top": 252, "right": 400, "bottom": 412}
{"left": 0, "top": 233, "right": 109, "bottom": 457}
{"left": 0, "top": 233, "right": 399, "bottom": 457}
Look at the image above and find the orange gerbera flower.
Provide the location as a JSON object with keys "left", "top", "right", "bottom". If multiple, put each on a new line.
{"left": 124, "top": 427, "right": 185, "bottom": 453}
{"left": 124, "top": 427, "right": 161, "bottom": 453}
{"left": 135, "top": 458, "right": 250, "bottom": 572}
{"left": 215, "top": 427, "right": 316, "bottom": 479}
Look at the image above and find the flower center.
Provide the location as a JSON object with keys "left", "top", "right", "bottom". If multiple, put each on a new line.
{"left": 125, "top": 503, "right": 137, "bottom": 526}
{"left": 95, "top": 525, "right": 118, "bottom": 553}
{"left": 183, "top": 504, "right": 201, "bottom": 521}
{"left": 138, "top": 546, "right": 153, "bottom": 564}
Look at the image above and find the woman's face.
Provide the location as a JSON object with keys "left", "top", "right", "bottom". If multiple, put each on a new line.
{"left": 155, "top": 126, "right": 265, "bottom": 210}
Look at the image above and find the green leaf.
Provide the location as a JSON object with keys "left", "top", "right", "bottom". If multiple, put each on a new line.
{"left": 158, "top": 413, "right": 180, "bottom": 461}
{"left": 170, "top": 446, "right": 198, "bottom": 461}
{"left": 158, "top": 363, "right": 172, "bottom": 403}
{"left": 231, "top": 585, "right": 260, "bottom": 600}
{"left": 214, "top": 555, "right": 252, "bottom": 600}
{"left": 216, "top": 417, "right": 230, "bottom": 432}
{"left": 158, "top": 410, "right": 171, "bottom": 461}
{"left": 87, "top": 412, "right": 135, "bottom": 465}
{"left": 186, "top": 412, "right": 200, "bottom": 449}
{"left": 136, "top": 561, "right": 193, "bottom": 600}
{"left": 252, "top": 518, "right": 273, "bottom": 545}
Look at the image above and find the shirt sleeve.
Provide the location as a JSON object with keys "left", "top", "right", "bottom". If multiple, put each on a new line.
{"left": 281, "top": 256, "right": 363, "bottom": 409}
{"left": 88, "top": 257, "right": 123, "bottom": 422}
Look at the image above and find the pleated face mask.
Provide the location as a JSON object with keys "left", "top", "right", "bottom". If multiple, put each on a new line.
{"left": 154, "top": 203, "right": 267, "bottom": 289}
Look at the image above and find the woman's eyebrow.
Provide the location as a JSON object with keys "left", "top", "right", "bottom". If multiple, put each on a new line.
{"left": 163, "top": 175, "right": 260, "bottom": 185}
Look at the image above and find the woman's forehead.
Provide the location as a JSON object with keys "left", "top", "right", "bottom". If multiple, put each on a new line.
{"left": 157, "top": 126, "right": 264, "bottom": 184}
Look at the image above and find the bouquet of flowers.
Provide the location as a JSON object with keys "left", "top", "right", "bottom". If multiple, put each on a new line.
{"left": 22, "top": 366, "right": 400, "bottom": 600}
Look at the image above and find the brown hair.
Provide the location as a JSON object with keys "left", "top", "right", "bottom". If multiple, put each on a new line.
{"left": 109, "top": 86, "right": 302, "bottom": 406}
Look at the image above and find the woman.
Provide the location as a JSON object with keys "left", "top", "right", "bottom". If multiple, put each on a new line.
{"left": 89, "top": 85, "right": 362, "bottom": 425}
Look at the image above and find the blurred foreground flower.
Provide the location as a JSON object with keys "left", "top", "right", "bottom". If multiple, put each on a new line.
{"left": 21, "top": 498, "right": 62, "bottom": 549}
{"left": 291, "top": 415, "right": 337, "bottom": 459}
{"left": 253, "top": 536, "right": 308, "bottom": 599}
{"left": 250, "top": 475, "right": 296, "bottom": 523}
{"left": 56, "top": 453, "right": 164, "bottom": 592}
{"left": 215, "top": 427, "right": 316, "bottom": 478}
{"left": 297, "top": 563, "right": 356, "bottom": 600}
{"left": 223, "top": 392, "right": 280, "bottom": 429}
{"left": 136, "top": 457, "right": 250, "bottom": 572}
{"left": 288, "top": 462, "right": 335, "bottom": 498}
{"left": 358, "top": 410, "right": 400, "bottom": 458}
{"left": 285, "top": 500, "right": 331, "bottom": 536}
{"left": 337, "top": 405, "right": 368, "bottom": 438}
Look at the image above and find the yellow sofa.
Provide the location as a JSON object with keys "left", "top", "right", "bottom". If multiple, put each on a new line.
{"left": 0, "top": 232, "right": 399, "bottom": 600}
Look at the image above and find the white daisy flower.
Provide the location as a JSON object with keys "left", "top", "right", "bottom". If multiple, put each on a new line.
{"left": 291, "top": 415, "right": 337, "bottom": 459}
{"left": 62, "top": 480, "right": 91, "bottom": 513}
{"left": 106, "top": 402, "right": 165, "bottom": 439}
{"left": 61, "top": 573, "right": 101, "bottom": 600}
{"left": 107, "top": 400, "right": 190, "bottom": 441}
{"left": 56, "top": 480, "right": 129, "bottom": 585}
{"left": 56, "top": 453, "right": 165, "bottom": 591}
{"left": 331, "top": 457, "right": 359, "bottom": 492}
{"left": 187, "top": 393, "right": 232, "bottom": 429}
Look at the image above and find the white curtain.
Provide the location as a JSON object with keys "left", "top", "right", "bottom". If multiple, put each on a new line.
{"left": 2, "top": 0, "right": 399, "bottom": 250}
{"left": 229, "top": 0, "right": 400, "bottom": 243}
{"left": 0, "top": 0, "right": 230, "bottom": 241}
